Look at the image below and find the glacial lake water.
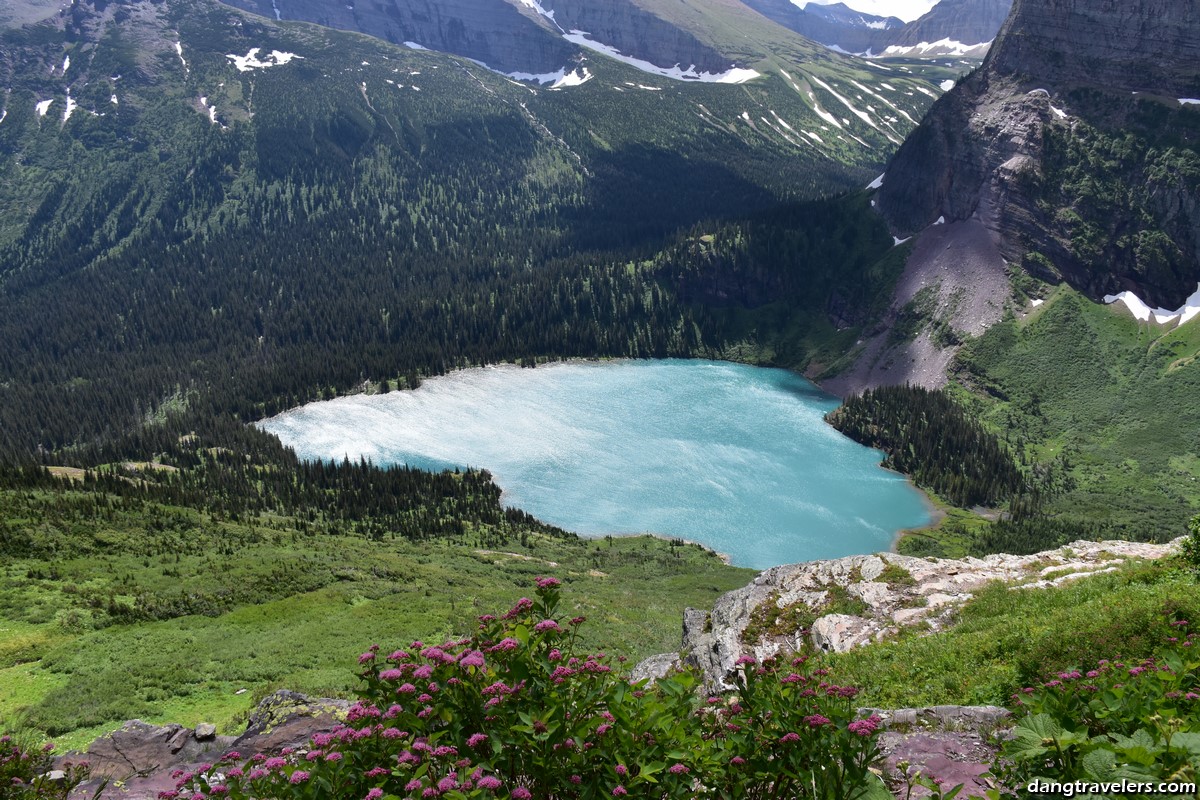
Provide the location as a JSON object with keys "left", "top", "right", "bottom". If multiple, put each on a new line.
{"left": 259, "top": 360, "right": 931, "bottom": 569}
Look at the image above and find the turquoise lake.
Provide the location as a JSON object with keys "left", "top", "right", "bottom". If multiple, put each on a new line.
{"left": 259, "top": 360, "right": 932, "bottom": 569}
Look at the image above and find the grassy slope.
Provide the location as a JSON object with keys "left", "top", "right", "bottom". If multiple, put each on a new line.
{"left": 832, "top": 556, "right": 1197, "bottom": 709}
{"left": 957, "top": 288, "right": 1200, "bottom": 536}
{"left": 0, "top": 489, "right": 752, "bottom": 748}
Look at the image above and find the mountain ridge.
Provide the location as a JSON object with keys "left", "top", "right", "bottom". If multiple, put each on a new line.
{"left": 877, "top": 0, "right": 1200, "bottom": 309}
{"left": 743, "top": 0, "right": 1010, "bottom": 58}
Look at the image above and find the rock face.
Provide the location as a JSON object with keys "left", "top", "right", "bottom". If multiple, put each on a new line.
{"left": 987, "top": 0, "right": 1200, "bottom": 96}
{"left": 878, "top": 0, "right": 1200, "bottom": 310}
{"left": 66, "top": 692, "right": 353, "bottom": 799}
{"left": 637, "top": 538, "right": 1179, "bottom": 692}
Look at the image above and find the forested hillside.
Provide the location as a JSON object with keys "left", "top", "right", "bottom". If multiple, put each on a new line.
{"left": 827, "top": 385, "right": 1023, "bottom": 508}
{"left": 0, "top": 0, "right": 942, "bottom": 464}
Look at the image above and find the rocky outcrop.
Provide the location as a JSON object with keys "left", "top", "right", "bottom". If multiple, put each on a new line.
{"left": 549, "top": 0, "right": 734, "bottom": 74}
{"left": 65, "top": 692, "right": 352, "bottom": 799}
{"left": 877, "top": 0, "right": 1200, "bottom": 310}
{"left": 637, "top": 538, "right": 1179, "bottom": 692}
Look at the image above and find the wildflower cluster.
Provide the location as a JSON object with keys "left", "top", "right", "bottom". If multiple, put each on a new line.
{"left": 174, "top": 578, "right": 885, "bottom": 799}
{"left": 998, "top": 619, "right": 1200, "bottom": 785}
{"left": 694, "top": 655, "right": 882, "bottom": 799}
{"left": 0, "top": 735, "right": 90, "bottom": 800}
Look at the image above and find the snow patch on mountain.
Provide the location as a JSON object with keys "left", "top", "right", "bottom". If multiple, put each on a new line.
{"left": 1104, "top": 284, "right": 1200, "bottom": 326}
{"left": 36, "top": 99, "right": 53, "bottom": 117}
{"left": 562, "top": 31, "right": 759, "bottom": 84}
{"left": 227, "top": 48, "right": 303, "bottom": 73}
{"left": 881, "top": 38, "right": 991, "bottom": 57}
{"left": 516, "top": 0, "right": 564, "bottom": 33}
{"left": 551, "top": 67, "right": 592, "bottom": 88}
{"left": 808, "top": 73, "right": 878, "bottom": 129}
{"left": 199, "top": 96, "right": 218, "bottom": 124}
{"left": 795, "top": 0, "right": 938, "bottom": 24}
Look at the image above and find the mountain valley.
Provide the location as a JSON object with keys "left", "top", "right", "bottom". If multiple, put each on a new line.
{"left": 1, "top": 0, "right": 1199, "bottom": 794}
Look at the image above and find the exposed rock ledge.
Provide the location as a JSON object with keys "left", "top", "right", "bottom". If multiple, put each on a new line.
{"left": 634, "top": 538, "right": 1180, "bottom": 692}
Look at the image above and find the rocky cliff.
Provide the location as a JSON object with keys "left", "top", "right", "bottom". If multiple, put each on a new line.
{"left": 877, "top": 0, "right": 1200, "bottom": 310}
{"left": 739, "top": 0, "right": 900, "bottom": 55}
{"left": 987, "top": 0, "right": 1200, "bottom": 96}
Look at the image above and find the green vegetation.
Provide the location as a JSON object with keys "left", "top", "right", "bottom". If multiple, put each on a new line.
{"left": 830, "top": 556, "right": 1199, "bottom": 709}
{"left": 0, "top": 446, "right": 751, "bottom": 745}
{"left": 0, "top": 0, "right": 934, "bottom": 462}
{"left": 0, "top": 734, "right": 92, "bottom": 799}
{"left": 997, "top": 618, "right": 1200, "bottom": 788}
{"left": 827, "top": 385, "right": 1024, "bottom": 508}
{"left": 957, "top": 290, "right": 1200, "bottom": 541}
{"left": 1032, "top": 99, "right": 1200, "bottom": 301}
{"left": 172, "top": 580, "right": 890, "bottom": 800}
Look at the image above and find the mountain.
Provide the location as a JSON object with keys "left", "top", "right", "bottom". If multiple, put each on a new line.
{"left": 876, "top": 0, "right": 1010, "bottom": 57}
{"left": 213, "top": 0, "right": 871, "bottom": 79}
{"left": 806, "top": 1, "right": 904, "bottom": 30}
{"left": 831, "top": 0, "right": 1200, "bottom": 398}
{"left": 0, "top": 0, "right": 945, "bottom": 458}
{"left": 738, "top": 0, "right": 902, "bottom": 55}
{"left": 876, "top": 0, "right": 1200, "bottom": 308}
{"left": 820, "top": 0, "right": 1200, "bottom": 545}
{"left": 743, "top": 0, "right": 1009, "bottom": 58}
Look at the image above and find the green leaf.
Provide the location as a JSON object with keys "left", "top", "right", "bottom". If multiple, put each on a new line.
{"left": 848, "top": 773, "right": 895, "bottom": 800}
{"left": 1080, "top": 747, "right": 1117, "bottom": 780}
{"left": 1168, "top": 731, "right": 1200, "bottom": 757}
{"left": 1019, "top": 713, "right": 1065, "bottom": 740}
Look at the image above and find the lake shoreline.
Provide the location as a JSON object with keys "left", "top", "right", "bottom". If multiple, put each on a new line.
{"left": 261, "top": 356, "right": 934, "bottom": 570}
